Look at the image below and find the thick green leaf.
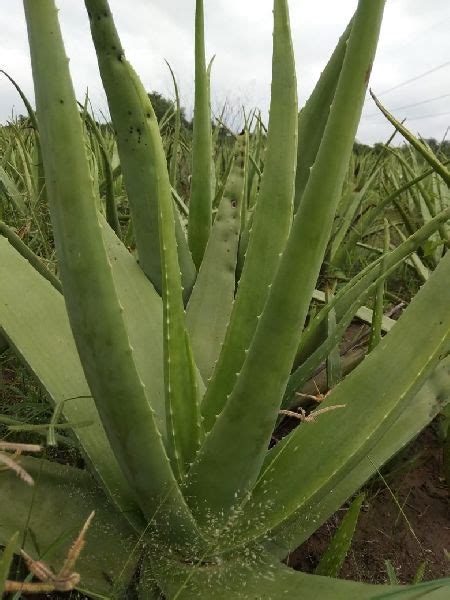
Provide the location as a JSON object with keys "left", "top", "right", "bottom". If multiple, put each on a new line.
{"left": 153, "top": 550, "right": 394, "bottom": 600}
{"left": 371, "top": 581, "right": 450, "bottom": 599}
{"left": 0, "top": 457, "right": 138, "bottom": 597}
{"left": 294, "top": 18, "right": 352, "bottom": 211}
{"left": 231, "top": 250, "right": 450, "bottom": 550}
{"left": 0, "top": 234, "right": 138, "bottom": 526}
{"left": 187, "top": 134, "right": 246, "bottom": 381}
{"left": 24, "top": 0, "right": 200, "bottom": 549}
{"left": 188, "top": 0, "right": 213, "bottom": 269}
{"left": 264, "top": 354, "right": 450, "bottom": 558}
{"left": 84, "top": 0, "right": 196, "bottom": 298}
{"left": 200, "top": 0, "right": 298, "bottom": 431}
{"left": 122, "top": 72, "right": 204, "bottom": 480}
{"left": 185, "top": 0, "right": 385, "bottom": 528}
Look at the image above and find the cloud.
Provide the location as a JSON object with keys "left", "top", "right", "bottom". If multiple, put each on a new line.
{"left": 1, "top": 0, "right": 449, "bottom": 145}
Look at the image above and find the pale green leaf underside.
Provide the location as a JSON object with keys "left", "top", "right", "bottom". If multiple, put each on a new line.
{"left": 0, "top": 457, "right": 138, "bottom": 597}
{"left": 152, "top": 550, "right": 450, "bottom": 600}
{"left": 0, "top": 220, "right": 168, "bottom": 528}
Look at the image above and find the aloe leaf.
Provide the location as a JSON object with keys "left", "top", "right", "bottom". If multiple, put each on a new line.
{"left": 0, "top": 233, "right": 146, "bottom": 530}
{"left": 0, "top": 70, "right": 47, "bottom": 206}
{"left": 123, "top": 84, "right": 204, "bottom": 481}
{"left": 297, "top": 205, "right": 450, "bottom": 369}
{"left": 392, "top": 223, "right": 429, "bottom": 283}
{"left": 330, "top": 162, "right": 444, "bottom": 271}
{"left": 24, "top": 0, "right": 199, "bottom": 548}
{"left": 385, "top": 560, "right": 400, "bottom": 585}
{"left": 371, "top": 92, "right": 450, "bottom": 187}
{"left": 84, "top": 0, "right": 196, "bottom": 298}
{"left": 315, "top": 493, "right": 364, "bottom": 577}
{"left": 82, "top": 108, "right": 120, "bottom": 237}
{"left": 188, "top": 0, "right": 213, "bottom": 269}
{"left": 294, "top": 18, "right": 353, "bottom": 211}
{"left": 325, "top": 287, "right": 342, "bottom": 389}
{"left": 0, "top": 166, "right": 26, "bottom": 215}
{"left": 0, "top": 219, "right": 62, "bottom": 292}
{"left": 187, "top": 134, "right": 246, "bottom": 381}
{"left": 166, "top": 60, "right": 182, "bottom": 191}
{"left": 118, "top": 56, "right": 203, "bottom": 480}
{"left": 229, "top": 248, "right": 450, "bottom": 549}
{"left": 240, "top": 129, "right": 250, "bottom": 233}
{"left": 371, "top": 580, "right": 450, "bottom": 599}
{"left": 389, "top": 149, "right": 449, "bottom": 258}
{"left": 200, "top": 0, "right": 298, "bottom": 431}
{"left": 153, "top": 550, "right": 397, "bottom": 600}
{"left": 0, "top": 532, "right": 18, "bottom": 595}
{"left": 265, "top": 354, "right": 450, "bottom": 559}
{"left": 368, "top": 219, "right": 389, "bottom": 352}
{"left": 0, "top": 457, "right": 139, "bottom": 597}
{"left": 329, "top": 168, "right": 380, "bottom": 262}
{"left": 185, "top": 0, "right": 385, "bottom": 527}
{"left": 247, "top": 115, "right": 263, "bottom": 210}
{"left": 311, "top": 289, "right": 395, "bottom": 332}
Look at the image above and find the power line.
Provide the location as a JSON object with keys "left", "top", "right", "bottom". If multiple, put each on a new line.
{"left": 377, "top": 61, "right": 450, "bottom": 96}
{"left": 402, "top": 110, "right": 450, "bottom": 122}
{"left": 363, "top": 93, "right": 450, "bottom": 119}
{"left": 364, "top": 110, "right": 450, "bottom": 126}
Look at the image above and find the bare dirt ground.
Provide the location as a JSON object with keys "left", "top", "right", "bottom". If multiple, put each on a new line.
{"left": 289, "top": 426, "right": 450, "bottom": 584}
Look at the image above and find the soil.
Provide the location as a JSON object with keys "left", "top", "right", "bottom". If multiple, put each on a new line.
{"left": 288, "top": 426, "right": 450, "bottom": 584}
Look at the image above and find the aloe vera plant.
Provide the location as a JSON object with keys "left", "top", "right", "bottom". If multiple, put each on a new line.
{"left": 1, "top": 0, "right": 450, "bottom": 598}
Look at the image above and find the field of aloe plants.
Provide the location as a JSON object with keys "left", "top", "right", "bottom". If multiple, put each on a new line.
{"left": 0, "top": 0, "right": 450, "bottom": 598}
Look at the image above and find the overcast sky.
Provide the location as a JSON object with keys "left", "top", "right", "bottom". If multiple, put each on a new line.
{"left": 1, "top": 0, "right": 450, "bottom": 144}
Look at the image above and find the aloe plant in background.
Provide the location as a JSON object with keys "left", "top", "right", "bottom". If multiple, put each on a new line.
{"left": 1, "top": 0, "right": 450, "bottom": 598}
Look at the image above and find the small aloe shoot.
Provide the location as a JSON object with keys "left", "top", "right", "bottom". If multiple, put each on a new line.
{"left": 315, "top": 493, "right": 365, "bottom": 577}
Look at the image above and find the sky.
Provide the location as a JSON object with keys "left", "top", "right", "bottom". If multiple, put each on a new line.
{"left": 1, "top": 0, "right": 450, "bottom": 145}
